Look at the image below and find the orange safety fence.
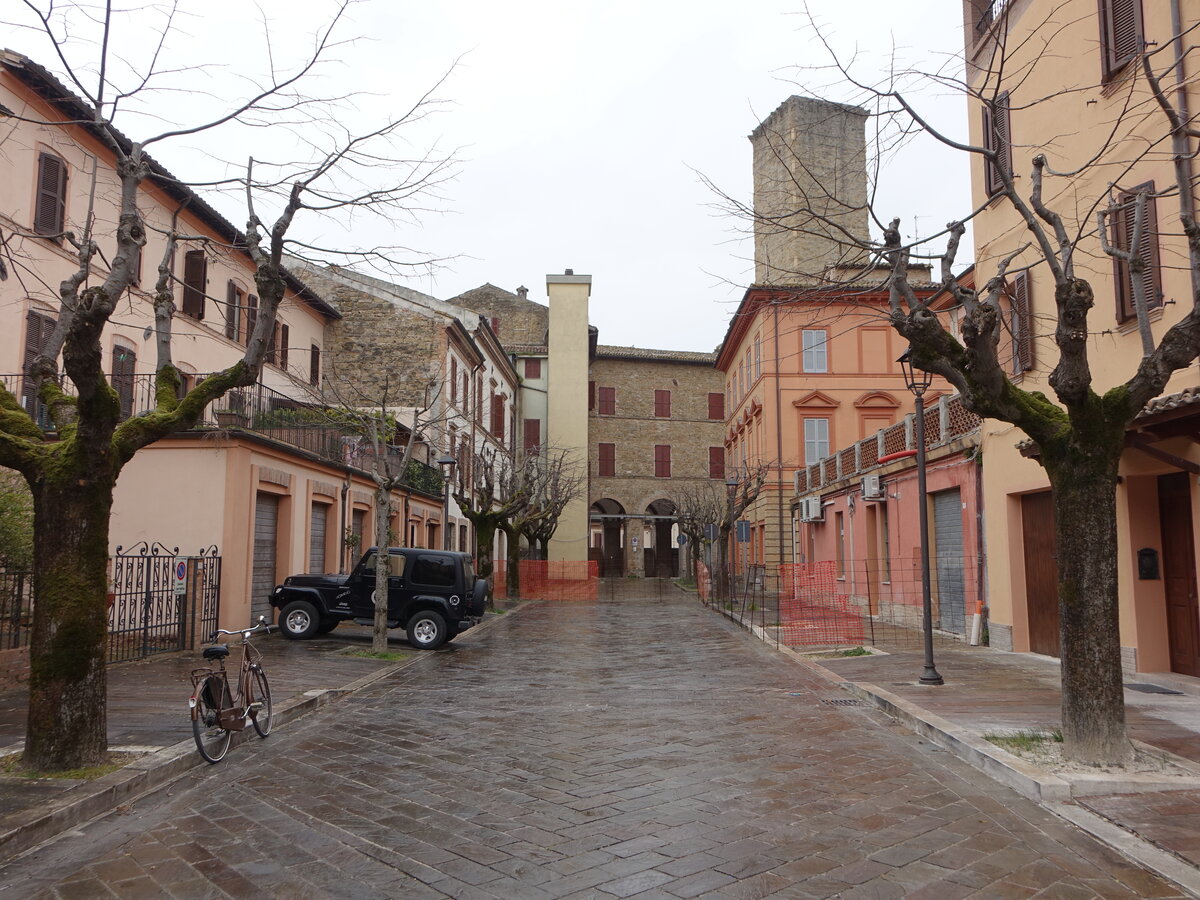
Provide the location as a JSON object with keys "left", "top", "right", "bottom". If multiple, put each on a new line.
{"left": 492, "top": 560, "right": 599, "bottom": 601}
{"left": 777, "top": 562, "right": 865, "bottom": 647}
{"left": 697, "top": 561, "right": 711, "bottom": 604}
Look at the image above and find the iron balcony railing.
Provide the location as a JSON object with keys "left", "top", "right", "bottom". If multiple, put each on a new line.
{"left": 795, "top": 393, "right": 981, "bottom": 497}
{"left": 1, "top": 373, "right": 445, "bottom": 497}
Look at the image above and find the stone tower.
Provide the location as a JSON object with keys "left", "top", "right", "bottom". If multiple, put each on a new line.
{"left": 750, "top": 96, "right": 870, "bottom": 285}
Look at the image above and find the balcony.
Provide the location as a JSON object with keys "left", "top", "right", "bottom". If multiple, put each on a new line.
{"left": 1, "top": 373, "right": 445, "bottom": 497}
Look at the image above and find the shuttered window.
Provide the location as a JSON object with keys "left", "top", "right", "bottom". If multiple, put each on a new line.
{"left": 245, "top": 293, "right": 258, "bottom": 344}
{"left": 112, "top": 345, "right": 137, "bottom": 420}
{"left": 598, "top": 443, "right": 615, "bottom": 477}
{"left": 1100, "top": 0, "right": 1143, "bottom": 81}
{"left": 279, "top": 323, "right": 290, "bottom": 371}
{"left": 523, "top": 418, "right": 541, "bottom": 454}
{"left": 225, "top": 282, "right": 243, "bottom": 341}
{"left": 654, "top": 445, "right": 671, "bottom": 478}
{"left": 309, "top": 344, "right": 321, "bottom": 386}
{"left": 524, "top": 358, "right": 541, "bottom": 379}
{"left": 450, "top": 357, "right": 458, "bottom": 404}
{"left": 708, "top": 392, "right": 724, "bottom": 420}
{"left": 654, "top": 389, "right": 671, "bottom": 418}
{"left": 709, "top": 447, "right": 725, "bottom": 479}
{"left": 982, "top": 91, "right": 1011, "bottom": 197}
{"left": 21, "top": 310, "right": 56, "bottom": 427}
{"left": 181, "top": 249, "right": 207, "bottom": 319}
{"left": 1009, "top": 272, "right": 1034, "bottom": 374}
{"left": 34, "top": 152, "right": 67, "bottom": 237}
{"left": 491, "top": 393, "right": 505, "bottom": 439}
{"left": 1110, "top": 183, "right": 1162, "bottom": 323}
{"left": 588, "top": 380, "right": 595, "bottom": 411}
{"left": 598, "top": 386, "right": 615, "bottom": 415}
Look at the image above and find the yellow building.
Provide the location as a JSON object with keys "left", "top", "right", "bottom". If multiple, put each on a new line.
{"left": 965, "top": 0, "right": 1200, "bottom": 676}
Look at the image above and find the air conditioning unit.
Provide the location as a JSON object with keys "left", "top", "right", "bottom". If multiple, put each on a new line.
{"left": 798, "top": 497, "right": 824, "bottom": 523}
{"left": 861, "top": 474, "right": 885, "bottom": 501}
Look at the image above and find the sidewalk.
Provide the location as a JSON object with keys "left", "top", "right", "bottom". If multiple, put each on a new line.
{"left": 0, "top": 617, "right": 507, "bottom": 859}
{"left": 745, "top": 617, "right": 1200, "bottom": 896}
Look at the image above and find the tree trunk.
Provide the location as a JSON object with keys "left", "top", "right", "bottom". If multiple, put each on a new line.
{"left": 715, "top": 528, "right": 732, "bottom": 601}
{"left": 475, "top": 521, "right": 496, "bottom": 585}
{"left": 503, "top": 524, "right": 521, "bottom": 600}
{"left": 24, "top": 474, "right": 116, "bottom": 770}
{"left": 372, "top": 487, "right": 391, "bottom": 653}
{"left": 1043, "top": 441, "right": 1133, "bottom": 766}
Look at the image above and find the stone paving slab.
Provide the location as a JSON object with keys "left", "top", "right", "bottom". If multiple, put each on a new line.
{"left": 0, "top": 588, "right": 1193, "bottom": 898}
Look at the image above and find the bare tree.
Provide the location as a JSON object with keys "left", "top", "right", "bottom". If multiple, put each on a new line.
{"left": 452, "top": 445, "right": 524, "bottom": 597}
{"left": 714, "top": 8, "right": 1200, "bottom": 765}
{"left": 0, "top": 2, "right": 452, "bottom": 770}
{"left": 504, "top": 445, "right": 587, "bottom": 598}
{"left": 712, "top": 466, "right": 769, "bottom": 601}
{"left": 673, "top": 481, "right": 726, "bottom": 580}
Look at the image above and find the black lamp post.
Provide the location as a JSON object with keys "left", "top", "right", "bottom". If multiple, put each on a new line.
{"left": 437, "top": 454, "right": 456, "bottom": 551}
{"left": 725, "top": 471, "right": 739, "bottom": 601}
{"left": 898, "top": 348, "right": 944, "bottom": 686}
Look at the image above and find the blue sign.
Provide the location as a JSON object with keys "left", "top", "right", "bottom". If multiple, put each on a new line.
{"left": 736, "top": 521, "right": 751, "bottom": 543}
{"left": 677, "top": 534, "right": 687, "bottom": 546}
{"left": 704, "top": 524, "right": 719, "bottom": 541}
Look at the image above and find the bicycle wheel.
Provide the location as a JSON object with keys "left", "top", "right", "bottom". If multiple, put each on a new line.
{"left": 248, "top": 666, "right": 273, "bottom": 737}
{"left": 191, "top": 674, "right": 232, "bottom": 763}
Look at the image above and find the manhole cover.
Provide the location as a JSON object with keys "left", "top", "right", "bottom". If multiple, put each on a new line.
{"left": 819, "top": 698, "right": 862, "bottom": 707}
{"left": 1124, "top": 683, "right": 1184, "bottom": 695}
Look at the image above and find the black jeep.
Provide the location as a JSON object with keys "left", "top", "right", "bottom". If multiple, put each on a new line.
{"left": 269, "top": 547, "right": 488, "bottom": 650}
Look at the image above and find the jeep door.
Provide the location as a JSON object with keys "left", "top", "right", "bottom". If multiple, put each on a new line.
{"left": 402, "top": 554, "right": 459, "bottom": 616}
{"left": 350, "top": 550, "right": 408, "bottom": 618}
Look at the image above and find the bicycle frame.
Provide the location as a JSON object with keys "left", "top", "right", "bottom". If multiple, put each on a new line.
{"left": 189, "top": 621, "right": 270, "bottom": 731}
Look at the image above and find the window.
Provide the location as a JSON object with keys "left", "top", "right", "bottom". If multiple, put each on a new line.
{"left": 708, "top": 392, "right": 724, "bottom": 420}
{"left": 1110, "top": 183, "right": 1162, "bottom": 323}
{"left": 450, "top": 357, "right": 458, "bottom": 403}
{"left": 835, "top": 511, "right": 845, "bottom": 578}
{"left": 181, "top": 249, "right": 207, "bottom": 319}
{"left": 524, "top": 358, "right": 541, "bottom": 379}
{"left": 753, "top": 334, "right": 761, "bottom": 381}
{"left": 411, "top": 554, "right": 455, "bottom": 587}
{"left": 1009, "top": 271, "right": 1034, "bottom": 374}
{"left": 246, "top": 293, "right": 258, "bottom": 341}
{"left": 982, "top": 91, "right": 1012, "bottom": 197}
{"left": 804, "top": 418, "right": 829, "bottom": 464}
{"left": 588, "top": 380, "right": 595, "bottom": 411}
{"left": 523, "top": 418, "right": 541, "bottom": 454}
{"left": 224, "top": 282, "right": 243, "bottom": 341}
{"left": 21, "top": 310, "right": 56, "bottom": 427}
{"left": 463, "top": 371, "right": 470, "bottom": 413}
{"left": 654, "top": 389, "right": 671, "bottom": 418}
{"left": 34, "top": 152, "right": 68, "bottom": 237}
{"left": 879, "top": 503, "right": 891, "bottom": 582}
{"left": 1100, "top": 0, "right": 1143, "bottom": 81}
{"left": 491, "top": 393, "right": 505, "bottom": 439}
{"left": 709, "top": 447, "right": 725, "bottom": 479}
{"left": 112, "top": 344, "right": 136, "bottom": 420}
{"left": 598, "top": 386, "right": 615, "bottom": 415}
{"left": 266, "top": 321, "right": 286, "bottom": 367}
{"left": 802, "top": 330, "right": 828, "bottom": 373}
{"left": 598, "top": 442, "right": 615, "bottom": 477}
{"left": 654, "top": 445, "right": 671, "bottom": 478}
{"left": 309, "top": 344, "right": 321, "bottom": 386}
{"left": 279, "top": 324, "right": 289, "bottom": 371}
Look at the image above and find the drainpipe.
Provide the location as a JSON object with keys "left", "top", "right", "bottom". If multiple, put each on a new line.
{"left": 773, "top": 303, "right": 789, "bottom": 579}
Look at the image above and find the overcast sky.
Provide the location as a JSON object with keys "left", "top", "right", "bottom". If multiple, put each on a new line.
{"left": 14, "top": 0, "right": 971, "bottom": 352}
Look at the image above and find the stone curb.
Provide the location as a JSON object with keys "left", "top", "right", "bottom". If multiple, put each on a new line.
{"left": 710, "top": 601, "right": 1200, "bottom": 898}
{"left": 0, "top": 606, "right": 523, "bottom": 863}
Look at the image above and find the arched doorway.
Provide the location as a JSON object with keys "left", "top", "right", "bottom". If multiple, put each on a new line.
{"left": 644, "top": 499, "right": 678, "bottom": 578}
{"left": 590, "top": 499, "right": 626, "bottom": 577}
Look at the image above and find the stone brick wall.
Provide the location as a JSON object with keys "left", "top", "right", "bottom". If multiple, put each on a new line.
{"left": 750, "top": 96, "right": 869, "bottom": 285}
{"left": 452, "top": 284, "right": 548, "bottom": 348}
{"left": 588, "top": 351, "right": 725, "bottom": 518}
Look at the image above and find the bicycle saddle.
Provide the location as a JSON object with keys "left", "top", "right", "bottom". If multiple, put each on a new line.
{"left": 203, "top": 644, "right": 230, "bottom": 660}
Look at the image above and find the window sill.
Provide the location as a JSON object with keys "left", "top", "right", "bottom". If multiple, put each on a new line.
{"left": 1117, "top": 306, "right": 1163, "bottom": 335}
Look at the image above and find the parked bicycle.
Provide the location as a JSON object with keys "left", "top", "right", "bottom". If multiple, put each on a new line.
{"left": 189, "top": 617, "right": 274, "bottom": 763}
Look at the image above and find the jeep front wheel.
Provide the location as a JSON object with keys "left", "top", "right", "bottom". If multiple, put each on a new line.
{"left": 406, "top": 610, "right": 448, "bottom": 650}
{"left": 279, "top": 600, "right": 320, "bottom": 640}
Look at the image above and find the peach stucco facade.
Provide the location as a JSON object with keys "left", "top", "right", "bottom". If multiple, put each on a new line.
{"left": 965, "top": 0, "right": 1200, "bottom": 675}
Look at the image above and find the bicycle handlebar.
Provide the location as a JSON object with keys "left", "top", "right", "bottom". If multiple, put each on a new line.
{"left": 208, "top": 618, "right": 275, "bottom": 642}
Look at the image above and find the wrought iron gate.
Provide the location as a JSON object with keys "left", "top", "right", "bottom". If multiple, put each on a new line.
{"left": 108, "top": 543, "right": 221, "bottom": 663}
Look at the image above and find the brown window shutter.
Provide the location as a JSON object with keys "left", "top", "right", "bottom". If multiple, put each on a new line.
{"left": 983, "top": 92, "right": 1011, "bottom": 197}
{"left": 34, "top": 153, "right": 67, "bottom": 236}
{"left": 22, "top": 310, "right": 56, "bottom": 423}
{"left": 280, "top": 324, "right": 290, "bottom": 371}
{"left": 523, "top": 418, "right": 540, "bottom": 453}
{"left": 709, "top": 447, "right": 725, "bottom": 479}
{"left": 1010, "top": 272, "right": 1034, "bottom": 374}
{"left": 524, "top": 358, "right": 541, "bottom": 379}
{"left": 1100, "top": 0, "right": 1143, "bottom": 80}
{"left": 450, "top": 358, "right": 458, "bottom": 403}
{"left": 1111, "top": 183, "right": 1162, "bottom": 322}
{"left": 598, "top": 386, "right": 615, "bottom": 415}
{"left": 309, "top": 344, "right": 321, "bottom": 386}
{"left": 224, "top": 282, "right": 239, "bottom": 340}
{"left": 245, "top": 294, "right": 258, "bottom": 344}
{"left": 267, "top": 321, "right": 281, "bottom": 366}
{"left": 654, "top": 390, "right": 671, "bottom": 418}
{"left": 655, "top": 445, "right": 671, "bottom": 478}
{"left": 708, "top": 392, "right": 724, "bottom": 420}
{"left": 181, "top": 250, "right": 207, "bottom": 319}
{"left": 598, "top": 443, "right": 615, "bottom": 477}
{"left": 588, "top": 380, "right": 595, "bottom": 411}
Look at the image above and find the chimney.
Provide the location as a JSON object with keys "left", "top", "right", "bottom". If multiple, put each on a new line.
{"left": 516, "top": 285, "right": 528, "bottom": 300}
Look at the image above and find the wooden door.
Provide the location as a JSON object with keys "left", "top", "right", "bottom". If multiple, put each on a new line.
{"left": 1159, "top": 473, "right": 1200, "bottom": 677}
{"left": 1021, "top": 491, "right": 1060, "bottom": 657}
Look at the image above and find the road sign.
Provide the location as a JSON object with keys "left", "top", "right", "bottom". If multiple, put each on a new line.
{"left": 736, "top": 521, "right": 751, "bottom": 543}
{"left": 173, "top": 558, "right": 187, "bottom": 596}
{"left": 677, "top": 534, "right": 687, "bottom": 546}
{"left": 703, "top": 524, "right": 718, "bottom": 541}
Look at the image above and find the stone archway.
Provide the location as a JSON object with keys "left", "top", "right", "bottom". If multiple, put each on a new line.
{"left": 644, "top": 499, "right": 678, "bottom": 578}
{"left": 590, "top": 498, "right": 626, "bottom": 577}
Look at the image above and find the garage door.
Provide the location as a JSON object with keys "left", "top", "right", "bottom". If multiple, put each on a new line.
{"left": 310, "top": 502, "right": 329, "bottom": 573}
{"left": 933, "top": 488, "right": 966, "bottom": 634}
{"left": 252, "top": 493, "right": 279, "bottom": 624}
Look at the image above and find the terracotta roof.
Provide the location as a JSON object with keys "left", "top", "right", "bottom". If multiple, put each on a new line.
{"left": 1137, "top": 385, "right": 1200, "bottom": 419}
{"left": 595, "top": 345, "right": 716, "bottom": 364}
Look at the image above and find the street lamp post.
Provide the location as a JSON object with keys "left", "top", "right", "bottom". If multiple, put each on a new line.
{"left": 725, "top": 471, "right": 739, "bottom": 601}
{"left": 436, "top": 454, "right": 456, "bottom": 551}
{"left": 898, "top": 349, "right": 944, "bottom": 686}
